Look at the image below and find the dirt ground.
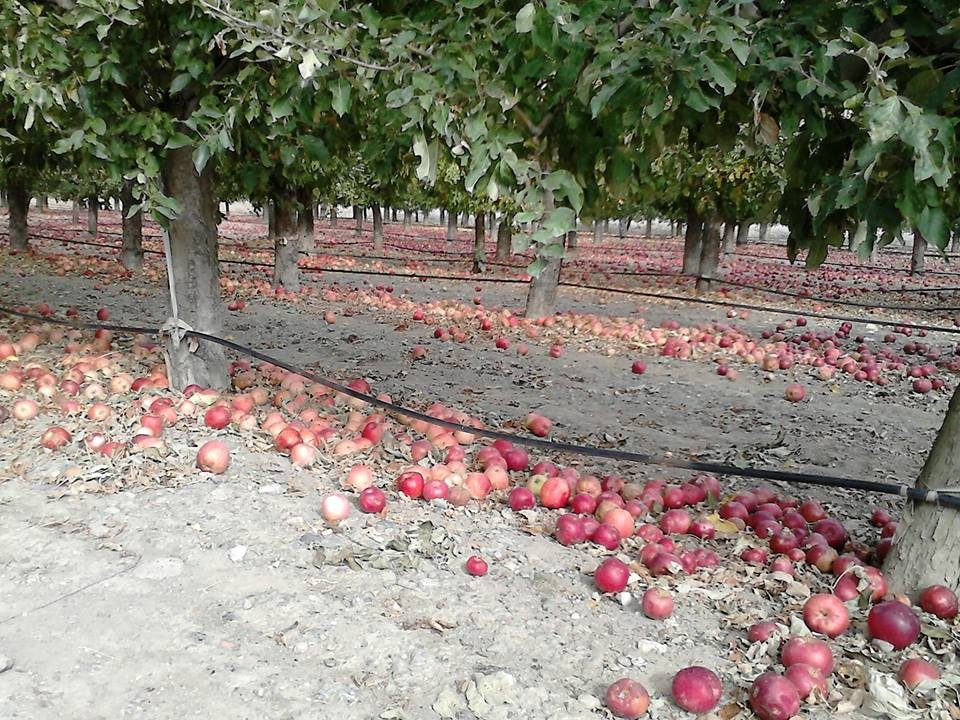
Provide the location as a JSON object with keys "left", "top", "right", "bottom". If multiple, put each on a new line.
{"left": 1, "top": 210, "right": 957, "bottom": 720}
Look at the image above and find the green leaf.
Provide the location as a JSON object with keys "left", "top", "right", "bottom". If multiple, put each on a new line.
{"left": 916, "top": 205, "right": 948, "bottom": 248}
{"left": 797, "top": 78, "right": 818, "bottom": 98}
{"left": 192, "top": 143, "right": 211, "bottom": 174}
{"left": 413, "top": 134, "right": 438, "bottom": 183}
{"left": 703, "top": 55, "right": 737, "bottom": 95}
{"left": 170, "top": 73, "right": 192, "bottom": 94}
{"left": 165, "top": 132, "right": 193, "bottom": 149}
{"left": 866, "top": 95, "right": 903, "bottom": 144}
{"left": 516, "top": 3, "right": 535, "bottom": 33}
{"left": 298, "top": 49, "right": 322, "bottom": 79}
{"left": 542, "top": 170, "right": 583, "bottom": 215}
{"left": 89, "top": 117, "right": 106, "bottom": 136}
{"left": 527, "top": 257, "right": 548, "bottom": 276}
{"left": 331, "top": 79, "right": 351, "bottom": 116}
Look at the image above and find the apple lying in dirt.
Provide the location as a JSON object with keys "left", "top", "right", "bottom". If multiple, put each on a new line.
{"left": 671, "top": 666, "right": 722, "bottom": 713}
{"left": 749, "top": 672, "right": 800, "bottom": 720}
{"left": 605, "top": 677, "right": 649, "bottom": 719}
{"left": 898, "top": 658, "right": 940, "bottom": 690}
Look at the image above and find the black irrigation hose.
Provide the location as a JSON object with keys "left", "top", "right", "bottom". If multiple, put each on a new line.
{"left": 19, "top": 225, "right": 960, "bottom": 302}
{"left": 10, "top": 230, "right": 960, "bottom": 331}
{"left": 0, "top": 303, "right": 956, "bottom": 510}
{"left": 564, "top": 281, "right": 960, "bottom": 335}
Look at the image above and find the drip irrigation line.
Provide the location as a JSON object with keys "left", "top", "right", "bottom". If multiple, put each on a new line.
{"left": 0, "top": 303, "right": 956, "bottom": 510}
{"left": 563, "top": 281, "right": 960, "bottom": 335}
{"left": 9, "top": 230, "right": 960, "bottom": 329}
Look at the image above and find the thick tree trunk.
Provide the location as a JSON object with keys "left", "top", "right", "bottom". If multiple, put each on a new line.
{"left": 87, "top": 195, "right": 99, "bottom": 235}
{"left": 695, "top": 215, "right": 722, "bottom": 292}
{"left": 7, "top": 178, "right": 29, "bottom": 251}
{"left": 390, "top": 207, "right": 398, "bottom": 222}
{"left": 472, "top": 213, "right": 486, "bottom": 273}
{"left": 736, "top": 223, "right": 750, "bottom": 246}
{"left": 353, "top": 205, "right": 362, "bottom": 233}
{"left": 644, "top": 218, "right": 653, "bottom": 238}
{"left": 758, "top": 223, "right": 770, "bottom": 242}
{"left": 272, "top": 189, "right": 300, "bottom": 291}
{"left": 403, "top": 210, "right": 412, "bottom": 230}
{"left": 372, "top": 204, "right": 384, "bottom": 252}
{"left": 525, "top": 257, "right": 562, "bottom": 318}
{"left": 682, "top": 210, "right": 704, "bottom": 275}
{"left": 885, "top": 384, "right": 960, "bottom": 593}
{"left": 496, "top": 217, "right": 513, "bottom": 261}
{"left": 71, "top": 198, "right": 80, "bottom": 223}
{"left": 119, "top": 180, "right": 143, "bottom": 271}
{"left": 721, "top": 220, "right": 736, "bottom": 256}
{"left": 297, "top": 187, "right": 314, "bottom": 252}
{"left": 160, "top": 145, "right": 228, "bottom": 390}
{"left": 910, "top": 231, "right": 926, "bottom": 275}
{"left": 446, "top": 211, "right": 457, "bottom": 241}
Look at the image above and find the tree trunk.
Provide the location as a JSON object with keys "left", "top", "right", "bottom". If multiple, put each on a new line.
{"left": 119, "top": 180, "right": 143, "bottom": 271}
{"left": 472, "top": 213, "right": 486, "bottom": 273}
{"left": 439, "top": 208, "right": 446, "bottom": 225}
{"left": 160, "top": 145, "right": 228, "bottom": 391}
{"left": 695, "top": 215, "right": 722, "bottom": 292}
{"left": 758, "top": 223, "right": 770, "bottom": 242}
{"left": 603, "top": 219, "right": 610, "bottom": 234}
{"left": 71, "top": 198, "right": 80, "bottom": 223}
{"left": 736, "top": 223, "right": 750, "bottom": 246}
{"left": 372, "top": 204, "right": 384, "bottom": 252}
{"left": 910, "top": 231, "right": 926, "bottom": 275}
{"left": 272, "top": 189, "right": 300, "bottom": 291}
{"left": 36, "top": 195, "right": 49, "bottom": 211}
{"left": 682, "top": 209, "right": 704, "bottom": 275}
{"left": 266, "top": 201, "right": 277, "bottom": 240}
{"left": 329, "top": 206, "right": 337, "bottom": 227}
{"left": 390, "top": 207, "right": 398, "bottom": 222}
{"left": 403, "top": 210, "right": 412, "bottom": 230}
{"left": 644, "top": 218, "right": 653, "bottom": 238}
{"left": 446, "top": 211, "right": 457, "bottom": 241}
{"left": 7, "top": 178, "right": 29, "bottom": 251}
{"left": 950, "top": 230, "right": 960, "bottom": 254}
{"left": 592, "top": 221, "right": 601, "bottom": 243}
{"left": 462, "top": 211, "right": 470, "bottom": 227}
{"left": 618, "top": 218, "right": 631, "bottom": 239}
{"left": 353, "top": 205, "right": 362, "bottom": 233}
{"left": 223, "top": 201, "right": 230, "bottom": 218}
{"left": 525, "top": 257, "right": 562, "bottom": 318}
{"left": 885, "top": 384, "right": 960, "bottom": 593}
{"left": 87, "top": 195, "right": 99, "bottom": 235}
{"left": 721, "top": 220, "right": 736, "bottom": 256}
{"left": 525, "top": 188, "right": 562, "bottom": 318}
{"left": 669, "top": 220, "right": 675, "bottom": 236}
{"left": 297, "top": 187, "right": 314, "bottom": 252}
{"left": 566, "top": 229, "right": 578, "bottom": 251}
{"left": 496, "top": 217, "right": 513, "bottom": 261}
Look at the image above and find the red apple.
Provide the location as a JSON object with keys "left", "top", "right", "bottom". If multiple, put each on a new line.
{"left": 803, "top": 593, "right": 850, "bottom": 637}
{"left": 605, "top": 678, "right": 649, "bottom": 719}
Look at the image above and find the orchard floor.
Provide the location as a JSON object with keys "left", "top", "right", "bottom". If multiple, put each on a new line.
{"left": 1, "top": 213, "right": 958, "bottom": 720}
